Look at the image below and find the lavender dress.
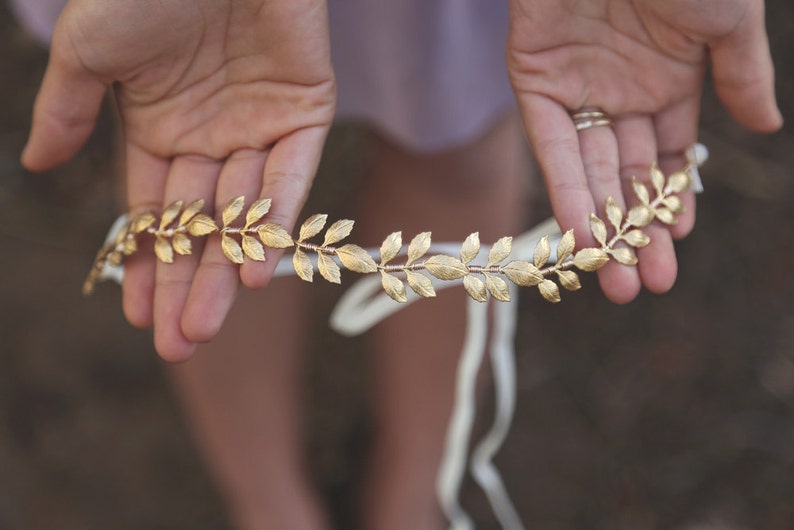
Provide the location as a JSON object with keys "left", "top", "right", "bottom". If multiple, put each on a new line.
{"left": 9, "top": 0, "right": 515, "bottom": 152}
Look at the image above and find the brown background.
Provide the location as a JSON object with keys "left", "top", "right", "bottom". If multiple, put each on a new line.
{"left": 1, "top": 2, "right": 793, "bottom": 529}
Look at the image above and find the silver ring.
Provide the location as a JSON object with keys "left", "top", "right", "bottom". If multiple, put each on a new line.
{"left": 571, "top": 108, "right": 613, "bottom": 131}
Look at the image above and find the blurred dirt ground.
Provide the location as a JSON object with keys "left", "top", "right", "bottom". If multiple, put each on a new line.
{"left": 1, "top": 2, "right": 794, "bottom": 530}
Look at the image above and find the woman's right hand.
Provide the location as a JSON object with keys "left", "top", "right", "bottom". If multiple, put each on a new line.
{"left": 23, "top": 0, "right": 336, "bottom": 361}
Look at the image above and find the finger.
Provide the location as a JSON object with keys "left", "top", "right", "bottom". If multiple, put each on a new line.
{"left": 182, "top": 149, "right": 269, "bottom": 344}
{"left": 518, "top": 94, "right": 597, "bottom": 246}
{"left": 122, "top": 143, "right": 169, "bottom": 329}
{"left": 578, "top": 114, "right": 642, "bottom": 303}
{"left": 614, "top": 114, "right": 677, "bottom": 295}
{"left": 21, "top": 24, "right": 107, "bottom": 171}
{"left": 654, "top": 96, "right": 701, "bottom": 239}
{"left": 241, "top": 125, "right": 329, "bottom": 289}
{"left": 614, "top": 114, "right": 658, "bottom": 185}
{"left": 153, "top": 156, "right": 222, "bottom": 363}
{"left": 710, "top": 0, "right": 783, "bottom": 132}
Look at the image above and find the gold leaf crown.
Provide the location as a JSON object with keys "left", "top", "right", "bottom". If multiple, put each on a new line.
{"left": 84, "top": 159, "right": 700, "bottom": 303}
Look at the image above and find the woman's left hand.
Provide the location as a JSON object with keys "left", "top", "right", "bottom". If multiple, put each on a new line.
{"left": 508, "top": 0, "right": 782, "bottom": 303}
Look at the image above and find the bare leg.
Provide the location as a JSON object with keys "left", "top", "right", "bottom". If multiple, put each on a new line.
{"left": 164, "top": 112, "right": 530, "bottom": 530}
{"left": 357, "top": 113, "right": 531, "bottom": 530}
{"left": 168, "top": 280, "right": 330, "bottom": 530}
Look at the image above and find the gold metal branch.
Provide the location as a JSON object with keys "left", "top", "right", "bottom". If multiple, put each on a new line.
{"left": 83, "top": 161, "right": 695, "bottom": 303}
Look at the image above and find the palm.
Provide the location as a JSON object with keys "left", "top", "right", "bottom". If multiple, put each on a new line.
{"left": 507, "top": 0, "right": 780, "bottom": 303}
{"left": 56, "top": 0, "right": 334, "bottom": 159}
{"left": 508, "top": 0, "right": 760, "bottom": 115}
{"left": 24, "top": 0, "right": 335, "bottom": 361}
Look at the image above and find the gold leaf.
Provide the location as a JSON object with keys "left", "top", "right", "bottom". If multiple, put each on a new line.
{"left": 662, "top": 196, "right": 684, "bottom": 214}
{"left": 405, "top": 270, "right": 436, "bottom": 298}
{"left": 242, "top": 235, "right": 266, "bottom": 262}
{"left": 666, "top": 171, "right": 691, "bottom": 194}
{"left": 323, "top": 219, "right": 354, "bottom": 247}
{"left": 605, "top": 197, "right": 624, "bottom": 232}
{"left": 299, "top": 214, "right": 328, "bottom": 242}
{"left": 108, "top": 251, "right": 123, "bottom": 267}
{"left": 485, "top": 274, "right": 511, "bottom": 302}
{"left": 293, "top": 249, "right": 314, "bottom": 282}
{"left": 83, "top": 271, "right": 98, "bottom": 296}
{"left": 632, "top": 177, "right": 650, "bottom": 205}
{"left": 113, "top": 225, "right": 129, "bottom": 246}
{"left": 556, "top": 269, "right": 581, "bottom": 291}
{"left": 502, "top": 260, "right": 543, "bottom": 286}
{"left": 627, "top": 205, "right": 654, "bottom": 228}
{"left": 650, "top": 162, "right": 665, "bottom": 196}
{"left": 187, "top": 214, "right": 219, "bottom": 236}
{"left": 556, "top": 229, "right": 575, "bottom": 262}
{"left": 533, "top": 235, "right": 551, "bottom": 268}
{"left": 623, "top": 229, "right": 651, "bottom": 248}
{"left": 654, "top": 207, "right": 676, "bottom": 225}
{"left": 337, "top": 244, "right": 378, "bottom": 273}
{"left": 425, "top": 255, "right": 469, "bottom": 280}
{"left": 123, "top": 237, "right": 137, "bottom": 255}
{"left": 463, "top": 275, "right": 488, "bottom": 303}
{"left": 590, "top": 214, "right": 608, "bottom": 247}
{"left": 160, "top": 200, "right": 184, "bottom": 230}
{"left": 245, "top": 198, "right": 272, "bottom": 228}
{"left": 406, "top": 232, "right": 432, "bottom": 265}
{"left": 130, "top": 213, "right": 156, "bottom": 234}
{"left": 222, "top": 196, "right": 246, "bottom": 227}
{"left": 609, "top": 246, "right": 638, "bottom": 266}
{"left": 380, "top": 231, "right": 402, "bottom": 265}
{"left": 179, "top": 199, "right": 205, "bottom": 226}
{"left": 460, "top": 233, "right": 480, "bottom": 264}
{"left": 538, "top": 279, "right": 561, "bottom": 303}
{"left": 381, "top": 271, "right": 407, "bottom": 303}
{"left": 154, "top": 237, "right": 174, "bottom": 264}
{"left": 572, "top": 248, "right": 609, "bottom": 272}
{"left": 318, "top": 253, "right": 341, "bottom": 284}
{"left": 257, "top": 223, "right": 293, "bottom": 248}
{"left": 221, "top": 233, "right": 244, "bottom": 264}
{"left": 488, "top": 236, "right": 513, "bottom": 266}
{"left": 173, "top": 233, "right": 192, "bottom": 256}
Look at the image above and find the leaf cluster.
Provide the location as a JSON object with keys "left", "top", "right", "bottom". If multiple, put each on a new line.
{"left": 293, "top": 214, "right": 376, "bottom": 284}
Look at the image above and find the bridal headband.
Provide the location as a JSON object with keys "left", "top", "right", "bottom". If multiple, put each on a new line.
{"left": 82, "top": 145, "right": 707, "bottom": 302}
{"left": 83, "top": 143, "right": 708, "bottom": 530}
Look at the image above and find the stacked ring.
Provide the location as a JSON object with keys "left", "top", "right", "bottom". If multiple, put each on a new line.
{"left": 570, "top": 108, "right": 613, "bottom": 131}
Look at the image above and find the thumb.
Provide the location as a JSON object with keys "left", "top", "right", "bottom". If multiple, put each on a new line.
{"left": 21, "top": 22, "right": 107, "bottom": 172}
{"left": 709, "top": 1, "right": 783, "bottom": 133}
